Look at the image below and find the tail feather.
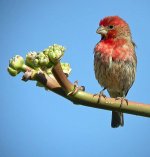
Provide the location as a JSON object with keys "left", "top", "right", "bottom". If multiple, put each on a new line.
{"left": 111, "top": 111, "right": 124, "bottom": 128}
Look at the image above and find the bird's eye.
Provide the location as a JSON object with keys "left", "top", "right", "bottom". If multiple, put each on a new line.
{"left": 108, "top": 25, "right": 114, "bottom": 29}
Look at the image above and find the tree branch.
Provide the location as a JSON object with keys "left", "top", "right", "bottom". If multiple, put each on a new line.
{"left": 51, "top": 61, "right": 150, "bottom": 118}
{"left": 7, "top": 45, "right": 150, "bottom": 118}
{"left": 52, "top": 62, "right": 74, "bottom": 93}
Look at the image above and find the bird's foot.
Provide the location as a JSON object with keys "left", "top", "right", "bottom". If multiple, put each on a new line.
{"left": 93, "top": 88, "right": 106, "bottom": 103}
{"left": 115, "top": 97, "right": 128, "bottom": 107}
{"left": 67, "top": 80, "right": 85, "bottom": 96}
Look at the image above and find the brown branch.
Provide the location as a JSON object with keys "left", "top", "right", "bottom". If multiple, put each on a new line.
{"left": 52, "top": 62, "right": 74, "bottom": 93}
{"left": 49, "top": 61, "right": 150, "bottom": 118}
{"left": 20, "top": 61, "right": 150, "bottom": 118}
{"left": 8, "top": 47, "right": 150, "bottom": 120}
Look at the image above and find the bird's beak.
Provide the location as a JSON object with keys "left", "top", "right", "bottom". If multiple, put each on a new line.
{"left": 96, "top": 26, "right": 107, "bottom": 35}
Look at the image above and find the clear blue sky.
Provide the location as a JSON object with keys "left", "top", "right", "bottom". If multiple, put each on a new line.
{"left": 1, "top": 0, "right": 150, "bottom": 157}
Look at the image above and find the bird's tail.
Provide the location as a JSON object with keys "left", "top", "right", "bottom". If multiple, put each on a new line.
{"left": 111, "top": 111, "right": 124, "bottom": 128}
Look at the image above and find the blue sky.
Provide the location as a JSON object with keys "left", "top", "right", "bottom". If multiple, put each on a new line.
{"left": 1, "top": 0, "right": 150, "bottom": 157}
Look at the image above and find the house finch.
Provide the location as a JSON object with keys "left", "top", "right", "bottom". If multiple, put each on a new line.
{"left": 94, "top": 16, "right": 137, "bottom": 128}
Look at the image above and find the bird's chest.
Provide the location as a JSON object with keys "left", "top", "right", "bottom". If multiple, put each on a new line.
{"left": 94, "top": 41, "right": 133, "bottom": 91}
{"left": 94, "top": 54, "right": 125, "bottom": 93}
{"left": 94, "top": 52, "right": 121, "bottom": 87}
{"left": 94, "top": 40, "right": 130, "bottom": 63}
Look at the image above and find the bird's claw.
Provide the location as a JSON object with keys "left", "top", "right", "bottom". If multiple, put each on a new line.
{"left": 93, "top": 88, "right": 106, "bottom": 103}
{"left": 115, "top": 97, "right": 128, "bottom": 107}
{"left": 67, "top": 80, "right": 85, "bottom": 96}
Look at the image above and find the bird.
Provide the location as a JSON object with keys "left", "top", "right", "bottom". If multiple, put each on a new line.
{"left": 94, "top": 16, "right": 137, "bottom": 128}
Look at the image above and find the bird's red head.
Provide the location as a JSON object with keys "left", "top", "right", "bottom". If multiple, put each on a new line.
{"left": 97, "top": 16, "right": 131, "bottom": 39}
{"left": 99, "top": 16, "right": 127, "bottom": 27}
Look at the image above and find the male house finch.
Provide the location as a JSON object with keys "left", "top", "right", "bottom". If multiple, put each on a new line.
{"left": 94, "top": 16, "right": 137, "bottom": 128}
